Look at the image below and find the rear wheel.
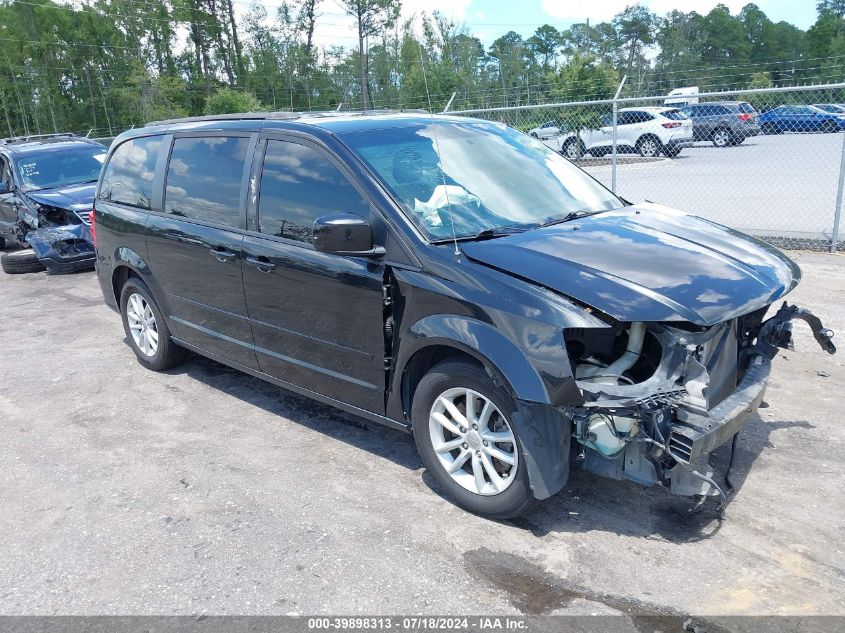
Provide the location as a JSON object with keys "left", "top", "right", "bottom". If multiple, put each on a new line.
{"left": 1, "top": 249, "right": 45, "bottom": 274}
{"left": 761, "top": 122, "right": 778, "bottom": 135}
{"left": 562, "top": 138, "right": 584, "bottom": 160}
{"left": 712, "top": 127, "right": 732, "bottom": 147}
{"left": 822, "top": 120, "right": 838, "bottom": 133}
{"left": 120, "top": 278, "right": 188, "bottom": 371}
{"left": 664, "top": 146, "right": 682, "bottom": 158}
{"left": 636, "top": 135, "right": 662, "bottom": 158}
{"left": 412, "top": 360, "right": 537, "bottom": 519}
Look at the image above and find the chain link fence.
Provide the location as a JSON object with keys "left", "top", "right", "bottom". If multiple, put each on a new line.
{"left": 451, "top": 83, "right": 845, "bottom": 252}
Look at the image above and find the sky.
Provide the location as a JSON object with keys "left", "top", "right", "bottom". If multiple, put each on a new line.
{"left": 300, "top": 0, "right": 820, "bottom": 51}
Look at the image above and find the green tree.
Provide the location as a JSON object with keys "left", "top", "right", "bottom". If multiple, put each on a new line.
{"left": 338, "top": 0, "right": 401, "bottom": 109}
{"left": 204, "top": 87, "right": 262, "bottom": 113}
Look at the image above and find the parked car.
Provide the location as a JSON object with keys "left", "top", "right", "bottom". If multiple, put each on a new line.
{"left": 759, "top": 105, "right": 845, "bottom": 134}
{"left": 559, "top": 107, "right": 693, "bottom": 160}
{"left": 0, "top": 133, "right": 104, "bottom": 274}
{"left": 93, "top": 113, "right": 835, "bottom": 519}
{"left": 528, "top": 120, "right": 563, "bottom": 139}
{"left": 811, "top": 103, "right": 845, "bottom": 114}
{"left": 679, "top": 101, "right": 760, "bottom": 147}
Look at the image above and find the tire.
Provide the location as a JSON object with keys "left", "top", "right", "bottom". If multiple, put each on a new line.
{"left": 530, "top": 132, "right": 539, "bottom": 139}
{"left": 120, "top": 277, "right": 188, "bottom": 371}
{"left": 664, "top": 146, "right": 682, "bottom": 158}
{"left": 412, "top": 360, "right": 538, "bottom": 519}
{"left": 1, "top": 249, "right": 45, "bottom": 274}
{"left": 822, "top": 120, "right": 838, "bottom": 134}
{"left": 711, "top": 127, "right": 732, "bottom": 147}
{"left": 561, "top": 138, "right": 584, "bottom": 160}
{"left": 761, "top": 122, "right": 778, "bottom": 135}
{"left": 636, "top": 135, "right": 662, "bottom": 158}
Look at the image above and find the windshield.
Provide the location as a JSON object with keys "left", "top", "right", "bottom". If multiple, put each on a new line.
{"left": 339, "top": 119, "right": 623, "bottom": 240}
{"left": 15, "top": 146, "right": 106, "bottom": 191}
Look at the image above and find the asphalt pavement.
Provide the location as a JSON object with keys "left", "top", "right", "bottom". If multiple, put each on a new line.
{"left": 0, "top": 254, "right": 843, "bottom": 616}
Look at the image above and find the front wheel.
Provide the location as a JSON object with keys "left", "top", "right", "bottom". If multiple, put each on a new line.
{"left": 412, "top": 360, "right": 537, "bottom": 519}
{"left": 1, "top": 249, "right": 45, "bottom": 274}
{"left": 120, "top": 278, "right": 188, "bottom": 371}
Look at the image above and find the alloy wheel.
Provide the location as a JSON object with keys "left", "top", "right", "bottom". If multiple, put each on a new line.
{"left": 428, "top": 387, "right": 518, "bottom": 496}
{"left": 639, "top": 138, "right": 659, "bottom": 157}
{"left": 126, "top": 293, "right": 159, "bottom": 357}
{"left": 713, "top": 129, "right": 730, "bottom": 147}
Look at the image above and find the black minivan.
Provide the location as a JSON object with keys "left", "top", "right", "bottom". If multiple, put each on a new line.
{"left": 93, "top": 112, "right": 834, "bottom": 518}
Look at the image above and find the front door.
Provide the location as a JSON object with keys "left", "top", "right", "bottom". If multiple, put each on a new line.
{"left": 145, "top": 133, "right": 260, "bottom": 370}
{"left": 0, "top": 155, "right": 19, "bottom": 237}
{"left": 241, "top": 136, "right": 386, "bottom": 413}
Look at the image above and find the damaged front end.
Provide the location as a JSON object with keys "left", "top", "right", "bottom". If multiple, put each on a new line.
{"left": 22, "top": 202, "right": 95, "bottom": 274}
{"left": 565, "top": 303, "right": 836, "bottom": 503}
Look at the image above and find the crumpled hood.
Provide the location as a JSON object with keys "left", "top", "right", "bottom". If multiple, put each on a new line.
{"left": 461, "top": 203, "right": 800, "bottom": 326}
{"left": 26, "top": 182, "right": 96, "bottom": 211}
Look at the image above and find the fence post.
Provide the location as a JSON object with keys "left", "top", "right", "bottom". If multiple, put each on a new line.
{"left": 611, "top": 75, "right": 627, "bottom": 194}
{"left": 833, "top": 131, "right": 845, "bottom": 253}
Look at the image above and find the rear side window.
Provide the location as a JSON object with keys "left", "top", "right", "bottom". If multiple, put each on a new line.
{"left": 739, "top": 102, "right": 756, "bottom": 114}
{"left": 99, "top": 135, "right": 162, "bottom": 209}
{"left": 164, "top": 136, "right": 250, "bottom": 227}
{"left": 662, "top": 109, "right": 688, "bottom": 120}
{"left": 257, "top": 140, "right": 370, "bottom": 244}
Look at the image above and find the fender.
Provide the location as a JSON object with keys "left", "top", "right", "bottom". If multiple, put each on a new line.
{"left": 107, "top": 247, "right": 175, "bottom": 328}
{"left": 395, "top": 314, "right": 576, "bottom": 500}
{"left": 404, "top": 314, "right": 551, "bottom": 404}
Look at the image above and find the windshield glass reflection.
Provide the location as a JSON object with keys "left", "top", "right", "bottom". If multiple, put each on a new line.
{"left": 339, "top": 119, "right": 623, "bottom": 240}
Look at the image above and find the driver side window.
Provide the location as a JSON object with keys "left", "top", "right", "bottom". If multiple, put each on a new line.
{"left": 258, "top": 140, "right": 370, "bottom": 244}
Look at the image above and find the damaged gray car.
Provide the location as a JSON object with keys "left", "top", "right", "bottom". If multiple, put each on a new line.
{"left": 0, "top": 133, "right": 103, "bottom": 274}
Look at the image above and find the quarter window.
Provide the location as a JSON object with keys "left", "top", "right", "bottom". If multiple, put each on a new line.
{"left": 99, "top": 136, "right": 162, "bottom": 209}
{"left": 164, "top": 136, "right": 250, "bottom": 226}
{"left": 257, "top": 140, "right": 370, "bottom": 243}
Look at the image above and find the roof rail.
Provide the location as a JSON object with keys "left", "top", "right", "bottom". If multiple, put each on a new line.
{"left": 0, "top": 132, "right": 79, "bottom": 145}
{"left": 146, "top": 108, "right": 430, "bottom": 127}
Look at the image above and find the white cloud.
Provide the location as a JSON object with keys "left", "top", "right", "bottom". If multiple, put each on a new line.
{"left": 309, "top": 0, "right": 473, "bottom": 51}
{"left": 541, "top": 0, "right": 755, "bottom": 23}
{"left": 540, "top": 0, "right": 634, "bottom": 23}
{"left": 648, "top": 0, "right": 749, "bottom": 17}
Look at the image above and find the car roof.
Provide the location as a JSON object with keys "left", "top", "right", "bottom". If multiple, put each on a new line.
{"left": 691, "top": 101, "right": 745, "bottom": 106}
{"left": 113, "top": 111, "right": 501, "bottom": 143}
{"left": 0, "top": 134, "right": 104, "bottom": 156}
{"left": 619, "top": 106, "right": 680, "bottom": 113}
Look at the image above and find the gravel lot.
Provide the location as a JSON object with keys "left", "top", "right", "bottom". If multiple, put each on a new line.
{"left": 578, "top": 133, "right": 844, "bottom": 244}
{"left": 0, "top": 254, "right": 844, "bottom": 617}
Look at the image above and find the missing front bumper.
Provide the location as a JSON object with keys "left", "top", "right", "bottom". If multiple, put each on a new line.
{"left": 572, "top": 302, "right": 835, "bottom": 499}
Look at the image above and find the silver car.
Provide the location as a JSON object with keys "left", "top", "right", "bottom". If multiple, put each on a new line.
{"left": 680, "top": 101, "right": 761, "bottom": 147}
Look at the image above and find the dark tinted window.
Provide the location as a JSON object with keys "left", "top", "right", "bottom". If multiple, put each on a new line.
{"left": 662, "top": 109, "right": 688, "bottom": 120}
{"left": 99, "top": 136, "right": 161, "bottom": 209}
{"left": 257, "top": 140, "right": 369, "bottom": 243}
{"left": 739, "top": 102, "right": 756, "bottom": 114}
{"left": 164, "top": 136, "right": 250, "bottom": 226}
{"left": 617, "top": 112, "right": 638, "bottom": 125}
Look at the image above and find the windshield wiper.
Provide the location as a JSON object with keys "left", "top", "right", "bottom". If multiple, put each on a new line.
{"left": 433, "top": 223, "right": 536, "bottom": 244}
{"left": 539, "top": 209, "right": 604, "bottom": 227}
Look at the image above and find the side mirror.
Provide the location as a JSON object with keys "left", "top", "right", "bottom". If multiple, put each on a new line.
{"left": 0, "top": 181, "right": 10, "bottom": 195}
{"left": 313, "top": 213, "right": 386, "bottom": 258}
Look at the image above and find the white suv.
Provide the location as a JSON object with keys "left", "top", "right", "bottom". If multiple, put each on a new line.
{"left": 557, "top": 107, "right": 694, "bottom": 159}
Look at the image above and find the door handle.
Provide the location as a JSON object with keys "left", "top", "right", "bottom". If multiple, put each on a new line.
{"left": 210, "top": 247, "right": 238, "bottom": 262}
{"left": 245, "top": 254, "right": 277, "bottom": 272}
